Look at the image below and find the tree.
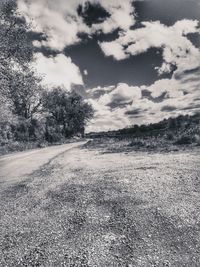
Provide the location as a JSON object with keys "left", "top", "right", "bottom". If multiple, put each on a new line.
{"left": 2, "top": 66, "right": 43, "bottom": 119}
{"left": 0, "top": 1, "right": 45, "bottom": 143}
{"left": 0, "top": 0, "right": 43, "bottom": 118}
{"left": 43, "top": 88, "right": 94, "bottom": 140}
{"left": 0, "top": 1, "right": 94, "bottom": 146}
{"left": 0, "top": 0, "right": 33, "bottom": 66}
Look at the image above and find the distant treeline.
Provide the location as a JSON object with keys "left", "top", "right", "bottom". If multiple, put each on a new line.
{"left": 0, "top": 1, "right": 93, "bottom": 152}
{"left": 86, "top": 113, "right": 200, "bottom": 141}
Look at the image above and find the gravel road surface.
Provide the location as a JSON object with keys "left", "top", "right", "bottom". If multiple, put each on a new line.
{"left": 0, "top": 143, "right": 199, "bottom": 266}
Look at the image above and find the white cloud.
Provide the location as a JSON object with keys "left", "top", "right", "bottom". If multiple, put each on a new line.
{"left": 92, "top": 0, "right": 135, "bottom": 34}
{"left": 138, "top": 69, "right": 200, "bottom": 115}
{"left": 86, "top": 98, "right": 130, "bottom": 132}
{"left": 99, "top": 20, "right": 200, "bottom": 73}
{"left": 18, "top": 0, "right": 90, "bottom": 50}
{"left": 86, "top": 68, "right": 200, "bottom": 132}
{"left": 174, "top": 19, "right": 200, "bottom": 35}
{"left": 86, "top": 83, "right": 142, "bottom": 132}
{"left": 99, "top": 41, "right": 128, "bottom": 60}
{"left": 84, "top": 69, "right": 88, "bottom": 76}
{"left": 156, "top": 63, "right": 172, "bottom": 76}
{"left": 145, "top": 79, "right": 182, "bottom": 99}
{"left": 99, "top": 83, "right": 142, "bottom": 105}
{"left": 16, "top": 0, "right": 200, "bottom": 132}
{"left": 18, "top": 0, "right": 135, "bottom": 50}
{"left": 34, "top": 53, "right": 83, "bottom": 89}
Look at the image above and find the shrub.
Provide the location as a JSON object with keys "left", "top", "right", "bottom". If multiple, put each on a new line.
{"left": 174, "top": 135, "right": 193, "bottom": 145}
{"left": 166, "top": 132, "right": 174, "bottom": 141}
{"left": 194, "top": 134, "right": 200, "bottom": 146}
{"left": 129, "top": 139, "right": 145, "bottom": 147}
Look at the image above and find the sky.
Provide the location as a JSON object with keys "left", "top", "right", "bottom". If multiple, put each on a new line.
{"left": 17, "top": 0, "right": 200, "bottom": 132}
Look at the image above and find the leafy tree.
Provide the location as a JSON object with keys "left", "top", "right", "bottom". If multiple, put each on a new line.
{"left": 0, "top": 1, "right": 94, "bottom": 148}
{"left": 0, "top": 0, "right": 33, "bottom": 66}
{"left": 0, "top": 0, "right": 42, "bottom": 119}
{"left": 2, "top": 66, "right": 43, "bottom": 119}
{"left": 43, "top": 88, "right": 94, "bottom": 139}
{"left": 0, "top": 1, "right": 44, "bottom": 143}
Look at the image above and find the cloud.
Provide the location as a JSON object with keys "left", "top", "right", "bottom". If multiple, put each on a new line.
{"left": 144, "top": 79, "right": 183, "bottom": 99}
{"left": 86, "top": 83, "right": 142, "bottom": 132}
{"left": 91, "top": 0, "right": 135, "bottom": 34}
{"left": 161, "top": 105, "right": 177, "bottom": 112}
{"left": 99, "top": 19, "right": 200, "bottom": 73}
{"left": 126, "top": 67, "right": 200, "bottom": 124}
{"left": 86, "top": 67, "right": 200, "bottom": 132}
{"left": 18, "top": 0, "right": 89, "bottom": 50}
{"left": 84, "top": 69, "right": 88, "bottom": 76}
{"left": 86, "top": 98, "right": 130, "bottom": 132}
{"left": 18, "top": 0, "right": 135, "bottom": 50}
{"left": 99, "top": 83, "right": 142, "bottom": 106}
{"left": 34, "top": 53, "right": 83, "bottom": 89}
{"left": 84, "top": 16, "right": 200, "bottom": 132}
{"left": 99, "top": 41, "right": 128, "bottom": 60}
{"left": 16, "top": 0, "right": 200, "bottom": 132}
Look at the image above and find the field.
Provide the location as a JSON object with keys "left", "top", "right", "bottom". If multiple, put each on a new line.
{"left": 0, "top": 141, "right": 200, "bottom": 266}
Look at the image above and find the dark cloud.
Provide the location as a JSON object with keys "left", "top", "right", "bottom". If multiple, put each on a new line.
{"left": 108, "top": 100, "right": 132, "bottom": 109}
{"left": 174, "top": 67, "right": 200, "bottom": 81}
{"left": 161, "top": 105, "right": 177, "bottom": 112}
{"left": 142, "top": 90, "right": 167, "bottom": 103}
{"left": 181, "top": 103, "right": 200, "bottom": 111}
{"left": 88, "top": 87, "right": 114, "bottom": 99}
{"left": 127, "top": 114, "right": 144, "bottom": 119}
{"left": 125, "top": 108, "right": 143, "bottom": 115}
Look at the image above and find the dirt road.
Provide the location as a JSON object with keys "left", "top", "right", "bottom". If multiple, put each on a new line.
{"left": 0, "top": 143, "right": 199, "bottom": 266}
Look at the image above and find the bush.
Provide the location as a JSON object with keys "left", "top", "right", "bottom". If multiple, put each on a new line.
{"left": 166, "top": 132, "right": 174, "bottom": 141}
{"left": 129, "top": 139, "right": 145, "bottom": 147}
{"left": 45, "top": 126, "right": 64, "bottom": 143}
{"left": 194, "top": 134, "right": 200, "bottom": 146}
{"left": 174, "top": 135, "right": 193, "bottom": 145}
